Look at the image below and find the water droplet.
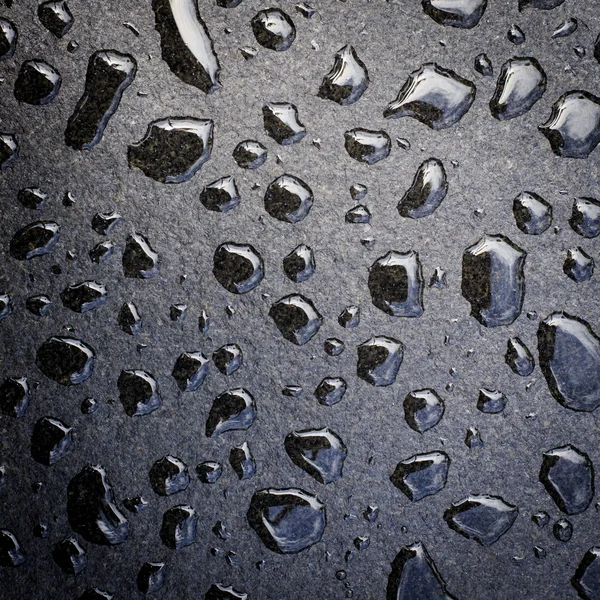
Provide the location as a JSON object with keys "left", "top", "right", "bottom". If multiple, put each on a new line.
{"left": 251, "top": 9, "right": 296, "bottom": 51}
{"left": 283, "top": 244, "right": 315, "bottom": 282}
{"left": 233, "top": 140, "right": 267, "bottom": 169}
{"left": 540, "top": 445, "right": 594, "bottom": 514}
{"left": 160, "top": 505, "right": 198, "bottom": 549}
{"left": 404, "top": 389, "right": 445, "bottom": 433}
{"left": 357, "top": 336, "right": 403, "bottom": 387}
{"left": 79, "top": 589, "right": 112, "bottom": 600}
{"left": 65, "top": 50, "right": 136, "bottom": 150}
{"left": 564, "top": 247, "right": 594, "bottom": 282}
{"left": 384, "top": 63, "right": 476, "bottom": 130}
{"left": 201, "top": 176, "right": 240, "bottom": 213}
{"left": 0, "top": 133, "right": 18, "bottom": 170}
{"left": 36, "top": 336, "right": 95, "bottom": 385}
{"left": 67, "top": 465, "right": 129, "bottom": 545}
{"left": 123, "top": 233, "right": 159, "bottom": 278}
{"left": 283, "top": 384, "right": 302, "bottom": 397}
{"left": 398, "top": 158, "right": 447, "bottom": 218}
{"left": 505, "top": 337, "right": 535, "bottom": 376}
{"left": 0, "top": 19, "right": 17, "bottom": 60}
{"left": 422, "top": 0, "right": 487, "bottom": 29}
{"left": 91, "top": 211, "right": 122, "bottom": 235}
{"left": 490, "top": 57, "right": 546, "bottom": 120}
{"left": 263, "top": 102, "right": 306, "bottom": 145}
{"left": 387, "top": 542, "right": 456, "bottom": 600}
{"left": 513, "top": 191, "right": 552, "bottom": 235}
{"left": 570, "top": 197, "right": 600, "bottom": 238}
{"left": 539, "top": 91, "right": 600, "bottom": 159}
{"left": 61, "top": 280, "right": 107, "bottom": 313}
{"left": 532, "top": 511, "right": 549, "bottom": 527}
{"left": 152, "top": 0, "right": 221, "bottom": 93}
{"left": 264, "top": 174, "right": 313, "bottom": 223}
{"left": 10, "top": 221, "right": 60, "bottom": 260}
{"left": 117, "top": 302, "right": 141, "bottom": 335}
{"left": 118, "top": 370, "right": 162, "bottom": 416}
{"left": 285, "top": 427, "right": 347, "bottom": 483}
{"left": 554, "top": 518, "right": 573, "bottom": 542}
{"left": 444, "top": 495, "right": 518, "bottom": 546}
{"left": 296, "top": 3, "right": 316, "bottom": 19}
{"left": 247, "top": 488, "right": 326, "bottom": 553}
{"left": 0, "top": 377, "right": 30, "bottom": 418}
{"left": 206, "top": 388, "right": 256, "bottom": 437}
{"left": 90, "top": 240, "right": 114, "bottom": 263}
{"left": 350, "top": 183, "right": 368, "bottom": 200}
{"left": 462, "top": 234, "right": 526, "bottom": 327}
{"left": 474, "top": 53, "right": 493, "bottom": 77}
{"left": 137, "top": 562, "right": 166, "bottom": 594}
{"left": 81, "top": 397, "right": 98, "bottom": 414}
{"left": 324, "top": 338, "right": 345, "bottom": 356}
{"left": 477, "top": 388, "right": 507, "bottom": 413}
{"left": 31, "top": 416, "right": 73, "bottom": 465}
{"left": 368, "top": 250, "right": 424, "bottom": 317}
{"left": 240, "top": 45, "right": 258, "bottom": 60}
{"left": 196, "top": 461, "right": 223, "bottom": 483}
{"left": 128, "top": 118, "right": 213, "bottom": 182}
{"left": 465, "top": 426, "right": 483, "bottom": 448}
{"left": 318, "top": 45, "right": 369, "bottom": 106}
{"left": 344, "top": 128, "right": 391, "bottom": 164}
{"left": 52, "top": 537, "right": 87, "bottom": 574}
{"left": 314, "top": 377, "right": 347, "bottom": 406}
{"left": 538, "top": 312, "right": 600, "bottom": 411}
{"left": 18, "top": 187, "right": 47, "bottom": 210}
{"left": 38, "top": 1, "right": 73, "bottom": 38}
{"left": 213, "top": 242, "right": 264, "bottom": 294}
{"left": 230, "top": 441, "right": 256, "bottom": 480}
{"left": 269, "top": 294, "right": 322, "bottom": 345}
{"left": 206, "top": 584, "right": 247, "bottom": 600}
{"left": 346, "top": 205, "right": 371, "bottom": 224}
{"left": 213, "top": 344, "right": 243, "bottom": 375}
{"left": 552, "top": 17, "right": 577, "bottom": 39}
{"left": 149, "top": 455, "right": 190, "bottom": 496}
{"left": 391, "top": 451, "right": 450, "bottom": 501}
{"left": 14, "top": 60, "right": 61, "bottom": 105}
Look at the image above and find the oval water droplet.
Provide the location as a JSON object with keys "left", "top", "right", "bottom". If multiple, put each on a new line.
{"left": 264, "top": 174, "right": 314, "bottom": 223}
{"left": 403, "top": 389, "right": 445, "bottom": 433}
{"left": 251, "top": 9, "right": 296, "bottom": 51}
{"left": 398, "top": 158, "right": 447, "bottom": 218}
{"left": 344, "top": 128, "right": 391, "bottom": 164}
{"left": 213, "top": 242, "right": 264, "bottom": 294}
{"left": 36, "top": 336, "right": 95, "bottom": 385}
{"left": 269, "top": 294, "right": 323, "bottom": 345}
{"left": 422, "top": 0, "right": 487, "bottom": 29}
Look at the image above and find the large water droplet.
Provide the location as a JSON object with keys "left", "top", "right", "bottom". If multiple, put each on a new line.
{"left": 263, "top": 102, "right": 306, "bottom": 145}
{"left": 512, "top": 191, "right": 552, "bottom": 235}
{"left": 10, "top": 221, "right": 60, "bottom": 260}
{"left": 213, "top": 242, "right": 264, "bottom": 294}
{"left": 31, "top": 416, "right": 73, "bottom": 465}
{"left": 563, "top": 247, "right": 594, "bottom": 283}
{"left": 318, "top": 45, "right": 369, "bottom": 105}
{"left": 128, "top": 118, "right": 213, "bottom": 183}
{"left": 344, "top": 128, "right": 391, "bottom": 164}
{"left": 0, "top": 18, "right": 17, "bottom": 60}
{"left": 137, "top": 562, "right": 166, "bottom": 594}
{"left": 247, "top": 488, "right": 326, "bottom": 553}
{"left": 38, "top": 1, "right": 73, "bottom": 38}
{"left": 149, "top": 455, "right": 190, "bottom": 496}
{"left": 264, "top": 174, "right": 313, "bottom": 223}
{"left": 391, "top": 451, "right": 450, "bottom": 501}
{"left": 398, "top": 158, "right": 447, "bottom": 218}
{"left": 172, "top": 351, "right": 208, "bottom": 392}
{"left": 0, "top": 530, "right": 26, "bottom": 567}
{"left": 65, "top": 50, "right": 136, "bottom": 150}
{"left": 52, "top": 537, "right": 87, "bottom": 574}
{"left": 403, "top": 389, "right": 445, "bottom": 433}
{"left": 152, "top": 0, "right": 221, "bottom": 93}
{"left": 570, "top": 197, "right": 600, "bottom": 238}
{"left": 314, "top": 377, "right": 347, "bottom": 406}
{"left": 251, "top": 9, "right": 296, "bottom": 51}
{"left": 0, "top": 133, "right": 18, "bottom": 170}
{"left": 205, "top": 388, "right": 256, "bottom": 437}
{"left": 61, "top": 280, "right": 107, "bottom": 313}
{"left": 490, "top": 57, "right": 546, "bottom": 120}
{"left": 123, "top": 233, "right": 159, "bottom": 278}
{"left": 36, "top": 336, "right": 95, "bottom": 385}
{"left": 14, "top": 60, "right": 61, "bottom": 105}
{"left": 461, "top": 234, "right": 526, "bottom": 327}
{"left": 205, "top": 584, "right": 247, "bottom": 600}
{"left": 572, "top": 547, "right": 600, "bottom": 599}
{"left": 118, "top": 370, "right": 162, "bottom": 416}
{"left": 384, "top": 63, "right": 476, "bottom": 130}
{"left": 201, "top": 176, "right": 240, "bottom": 213}
{"left": 269, "top": 294, "right": 323, "bottom": 345}
{"left": 505, "top": 337, "right": 535, "bottom": 376}
{"left": 160, "top": 505, "right": 198, "bottom": 549}
{"left": 422, "top": 0, "right": 487, "bottom": 29}
{"left": 0, "top": 377, "right": 30, "bottom": 418}
{"left": 357, "top": 336, "right": 404, "bottom": 386}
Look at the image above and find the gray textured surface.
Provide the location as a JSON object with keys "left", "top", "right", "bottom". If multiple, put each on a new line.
{"left": 0, "top": 0, "right": 600, "bottom": 598}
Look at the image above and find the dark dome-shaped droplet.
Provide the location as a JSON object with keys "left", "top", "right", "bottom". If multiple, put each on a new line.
{"left": 552, "top": 17, "right": 577, "bottom": 39}
{"left": 149, "top": 455, "right": 190, "bottom": 496}
{"left": 538, "top": 312, "right": 600, "bottom": 412}
{"left": 229, "top": 442, "right": 256, "bottom": 480}
{"left": 269, "top": 294, "right": 323, "bottom": 345}
{"left": 490, "top": 57, "right": 546, "bottom": 120}
{"left": 507, "top": 24, "right": 525, "bottom": 44}
{"left": 314, "top": 377, "right": 347, "bottom": 406}
{"left": 122, "top": 233, "right": 159, "bottom": 278}
{"left": 0, "top": 133, "right": 18, "bottom": 170}
{"left": 357, "top": 336, "right": 403, "bottom": 386}
{"left": 0, "top": 377, "right": 30, "bottom": 418}
{"left": 196, "top": 461, "right": 223, "bottom": 484}
{"left": 128, "top": 118, "right": 213, "bottom": 182}
{"left": 505, "top": 337, "right": 534, "bottom": 376}
{"left": 462, "top": 234, "right": 526, "bottom": 327}
{"left": 213, "top": 344, "right": 243, "bottom": 375}
{"left": 572, "top": 548, "right": 600, "bottom": 599}
{"left": 344, "top": 128, "right": 391, "bottom": 164}
{"left": 403, "top": 389, "right": 445, "bottom": 433}
{"left": 36, "top": 336, "right": 95, "bottom": 385}
{"left": 233, "top": 140, "right": 267, "bottom": 169}
{"left": 67, "top": 464, "right": 129, "bottom": 545}
{"left": 570, "top": 197, "right": 600, "bottom": 239}
{"left": 205, "top": 388, "right": 256, "bottom": 437}
{"left": 368, "top": 250, "right": 424, "bottom": 317}
{"left": 564, "top": 247, "right": 594, "bottom": 283}
{"left": 152, "top": 0, "right": 221, "bottom": 94}
{"left": 338, "top": 305, "right": 360, "bottom": 328}
{"left": 264, "top": 174, "right": 313, "bottom": 223}
{"left": 61, "top": 280, "right": 107, "bottom": 313}
{"left": 118, "top": 370, "right": 161, "bottom": 416}
{"left": 477, "top": 388, "right": 507, "bottom": 413}
{"left": 205, "top": 584, "right": 247, "bottom": 600}
{"left": 247, "top": 488, "right": 326, "bottom": 553}
{"left": 263, "top": 102, "right": 306, "bottom": 145}
{"left": 52, "top": 537, "right": 87, "bottom": 575}
{"left": 391, "top": 451, "right": 450, "bottom": 501}
{"left": 160, "top": 505, "right": 198, "bottom": 549}
{"left": 172, "top": 351, "right": 208, "bottom": 392}
{"left": 398, "top": 158, "right": 448, "bottom": 218}
{"left": 213, "top": 242, "right": 264, "bottom": 294}
{"left": 0, "top": 294, "right": 12, "bottom": 321}
{"left": 118, "top": 302, "right": 141, "bottom": 335}
{"left": 0, "top": 530, "right": 26, "bottom": 567}
{"left": 384, "top": 63, "right": 476, "bottom": 130}
{"left": 26, "top": 295, "right": 52, "bottom": 316}
{"left": 66, "top": 50, "right": 137, "bottom": 150}
{"left": 444, "top": 495, "right": 518, "bottom": 546}
{"left": 137, "top": 562, "right": 166, "bottom": 594}
{"left": 318, "top": 45, "right": 369, "bottom": 105}
{"left": 474, "top": 53, "right": 493, "bottom": 76}
{"left": 285, "top": 427, "right": 347, "bottom": 484}
{"left": 0, "top": 19, "right": 17, "bottom": 60}
{"left": 346, "top": 204, "right": 371, "bottom": 223}
{"left": 91, "top": 210, "right": 121, "bottom": 235}
{"left": 540, "top": 445, "right": 594, "bottom": 515}
{"left": 251, "top": 8, "right": 296, "bottom": 51}
{"left": 553, "top": 518, "right": 573, "bottom": 542}
{"left": 38, "top": 1, "right": 73, "bottom": 38}
{"left": 539, "top": 91, "right": 600, "bottom": 159}
{"left": 90, "top": 240, "right": 114, "bottom": 263}
{"left": 14, "top": 60, "right": 61, "bottom": 105}
{"left": 200, "top": 176, "right": 240, "bottom": 213}
{"left": 283, "top": 244, "right": 315, "bottom": 282}
{"left": 18, "top": 187, "right": 47, "bottom": 210}
{"left": 324, "top": 338, "right": 345, "bottom": 356}
{"left": 513, "top": 191, "right": 552, "bottom": 234}
{"left": 422, "top": 0, "right": 487, "bottom": 29}
{"left": 31, "top": 416, "right": 73, "bottom": 465}
{"left": 10, "top": 221, "right": 60, "bottom": 260}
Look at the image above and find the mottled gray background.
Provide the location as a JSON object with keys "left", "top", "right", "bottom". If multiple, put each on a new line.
{"left": 0, "top": 0, "right": 599, "bottom": 598}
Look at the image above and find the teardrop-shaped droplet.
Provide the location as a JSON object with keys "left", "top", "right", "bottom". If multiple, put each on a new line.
{"left": 263, "top": 102, "right": 306, "bottom": 145}
{"left": 398, "top": 158, "right": 447, "bottom": 218}
{"left": 318, "top": 45, "right": 369, "bottom": 105}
